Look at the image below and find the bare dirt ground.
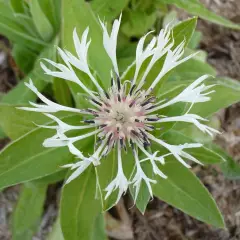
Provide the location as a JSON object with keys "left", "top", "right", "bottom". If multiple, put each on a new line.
{"left": 0, "top": 0, "right": 240, "bottom": 239}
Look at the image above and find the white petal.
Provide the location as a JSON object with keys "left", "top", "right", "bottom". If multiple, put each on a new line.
{"left": 65, "top": 160, "right": 91, "bottom": 184}
{"left": 146, "top": 43, "right": 198, "bottom": 94}
{"left": 43, "top": 138, "right": 68, "bottom": 147}
{"left": 156, "top": 113, "right": 220, "bottom": 137}
{"left": 68, "top": 142, "right": 85, "bottom": 159}
{"left": 99, "top": 15, "right": 121, "bottom": 76}
{"left": 104, "top": 142, "right": 129, "bottom": 203}
{"left": 148, "top": 75, "right": 215, "bottom": 113}
{"left": 132, "top": 31, "right": 156, "bottom": 84}
{"left": 147, "top": 133, "right": 203, "bottom": 168}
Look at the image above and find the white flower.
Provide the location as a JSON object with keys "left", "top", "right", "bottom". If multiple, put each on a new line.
{"left": 20, "top": 15, "right": 219, "bottom": 205}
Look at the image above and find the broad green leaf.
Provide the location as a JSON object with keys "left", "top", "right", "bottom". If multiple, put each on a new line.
{"left": 34, "top": 170, "right": 67, "bottom": 185}
{"left": 30, "top": 0, "right": 54, "bottom": 42}
{"left": 0, "top": 104, "right": 49, "bottom": 140}
{"left": 0, "top": 1, "right": 46, "bottom": 51}
{"left": 171, "top": 17, "right": 197, "bottom": 49}
{"left": 122, "top": 10, "right": 157, "bottom": 37}
{"left": 168, "top": 57, "right": 216, "bottom": 81}
{"left": 0, "top": 115, "right": 92, "bottom": 189}
{"left": 62, "top": 0, "right": 112, "bottom": 89}
{"left": 60, "top": 166, "right": 105, "bottom": 240}
{"left": 12, "top": 44, "right": 37, "bottom": 74}
{"left": 0, "top": 127, "right": 6, "bottom": 139}
{"left": 11, "top": 182, "right": 47, "bottom": 240}
{"left": 117, "top": 38, "right": 137, "bottom": 73}
{"left": 161, "top": 130, "right": 225, "bottom": 164}
{"left": 153, "top": 157, "right": 225, "bottom": 228}
{"left": 92, "top": 213, "right": 107, "bottom": 240}
{"left": 53, "top": 77, "right": 73, "bottom": 107}
{"left": 1, "top": 80, "right": 46, "bottom": 105}
{"left": 188, "top": 31, "right": 202, "bottom": 49}
{"left": 10, "top": 0, "right": 25, "bottom": 13}
{"left": 0, "top": 15, "right": 45, "bottom": 51}
{"left": 91, "top": 0, "right": 129, "bottom": 21}
{"left": 38, "top": 0, "right": 61, "bottom": 32}
{"left": 1, "top": 40, "right": 57, "bottom": 104}
{"left": 161, "top": 0, "right": 240, "bottom": 30}
{"left": 11, "top": 14, "right": 41, "bottom": 38}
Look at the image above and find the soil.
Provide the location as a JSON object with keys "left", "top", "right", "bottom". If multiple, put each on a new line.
{"left": 0, "top": 0, "right": 240, "bottom": 239}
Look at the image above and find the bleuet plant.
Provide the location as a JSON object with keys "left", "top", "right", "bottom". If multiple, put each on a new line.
{"left": 20, "top": 16, "right": 219, "bottom": 204}
{"left": 1, "top": 1, "right": 240, "bottom": 239}
{"left": 18, "top": 14, "right": 226, "bottom": 232}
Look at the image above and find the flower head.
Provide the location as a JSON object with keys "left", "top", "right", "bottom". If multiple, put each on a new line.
{"left": 19, "top": 15, "right": 218, "bottom": 205}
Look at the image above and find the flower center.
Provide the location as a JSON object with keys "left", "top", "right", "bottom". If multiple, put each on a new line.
{"left": 115, "top": 111, "right": 126, "bottom": 123}
{"left": 84, "top": 77, "right": 159, "bottom": 152}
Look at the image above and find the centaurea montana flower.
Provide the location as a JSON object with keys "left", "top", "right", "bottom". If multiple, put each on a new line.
{"left": 19, "top": 15, "right": 219, "bottom": 205}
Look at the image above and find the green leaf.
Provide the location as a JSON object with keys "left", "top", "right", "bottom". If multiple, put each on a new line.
{"left": 12, "top": 14, "right": 41, "bottom": 39}
{"left": 30, "top": 0, "right": 55, "bottom": 41}
{"left": 168, "top": 57, "right": 216, "bottom": 81}
{"left": 171, "top": 17, "right": 197, "bottom": 49}
{"left": 53, "top": 78, "right": 73, "bottom": 107}
{"left": 188, "top": 31, "right": 202, "bottom": 49}
{"left": 10, "top": 0, "right": 25, "bottom": 13}
{"left": 34, "top": 170, "right": 67, "bottom": 185}
{"left": 1, "top": 40, "right": 57, "bottom": 104}
{"left": 153, "top": 157, "right": 225, "bottom": 228}
{"left": 0, "top": 114, "right": 91, "bottom": 189}
{"left": 122, "top": 10, "right": 157, "bottom": 37}
{"left": 62, "top": 0, "right": 112, "bottom": 89}
{"left": 0, "top": 104, "right": 49, "bottom": 140}
{"left": 11, "top": 182, "right": 47, "bottom": 240}
{"left": 0, "top": 127, "right": 6, "bottom": 139}
{"left": 60, "top": 166, "right": 106, "bottom": 240}
{"left": 92, "top": 213, "right": 107, "bottom": 240}
{"left": 38, "top": 0, "right": 61, "bottom": 32}
{"left": 161, "top": 0, "right": 240, "bottom": 30}
{"left": 91, "top": 0, "right": 129, "bottom": 22}
{"left": 0, "top": 1, "right": 46, "bottom": 51}
{"left": 12, "top": 44, "right": 37, "bottom": 74}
